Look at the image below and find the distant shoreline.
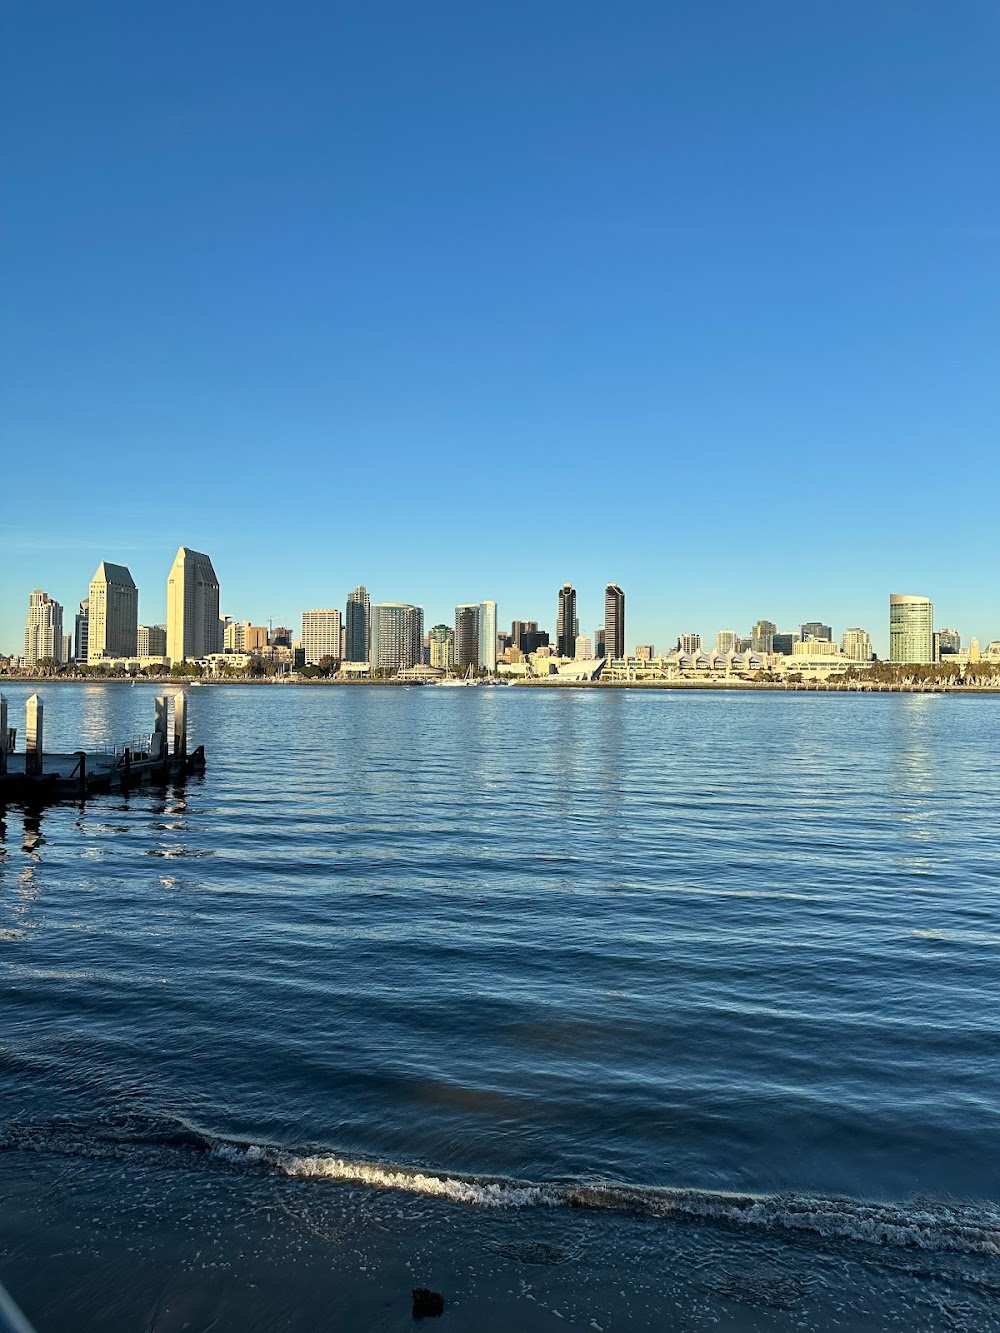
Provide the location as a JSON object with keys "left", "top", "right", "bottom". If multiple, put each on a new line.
{"left": 3, "top": 676, "right": 999, "bottom": 695}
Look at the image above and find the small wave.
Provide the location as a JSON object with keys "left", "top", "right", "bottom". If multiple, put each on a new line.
{"left": 5, "top": 1115, "right": 998, "bottom": 1260}
{"left": 213, "top": 1142, "right": 553, "bottom": 1207}
{"left": 211, "top": 1142, "right": 1000, "bottom": 1258}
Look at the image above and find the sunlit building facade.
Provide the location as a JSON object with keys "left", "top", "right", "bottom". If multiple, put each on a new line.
{"left": 166, "top": 547, "right": 222, "bottom": 663}
{"left": 302, "top": 609, "right": 343, "bottom": 665}
{"left": 372, "top": 603, "right": 424, "bottom": 671}
{"left": 88, "top": 561, "right": 138, "bottom": 662}
{"left": 23, "top": 590, "right": 64, "bottom": 666}
{"left": 889, "top": 594, "right": 934, "bottom": 664}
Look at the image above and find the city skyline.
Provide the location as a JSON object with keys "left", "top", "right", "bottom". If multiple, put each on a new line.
{"left": 7, "top": 545, "right": 995, "bottom": 669}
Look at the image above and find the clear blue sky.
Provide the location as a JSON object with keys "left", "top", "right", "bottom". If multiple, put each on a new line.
{"left": 2, "top": 1, "right": 997, "bottom": 656}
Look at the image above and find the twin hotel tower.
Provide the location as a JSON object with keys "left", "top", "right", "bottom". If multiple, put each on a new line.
{"left": 20, "top": 548, "right": 964, "bottom": 677}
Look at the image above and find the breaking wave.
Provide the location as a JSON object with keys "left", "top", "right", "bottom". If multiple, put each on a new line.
{"left": 211, "top": 1141, "right": 1000, "bottom": 1258}
{"left": 4, "top": 1114, "right": 999, "bottom": 1259}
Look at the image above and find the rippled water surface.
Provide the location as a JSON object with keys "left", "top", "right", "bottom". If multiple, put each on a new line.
{"left": 1, "top": 683, "right": 998, "bottom": 1330}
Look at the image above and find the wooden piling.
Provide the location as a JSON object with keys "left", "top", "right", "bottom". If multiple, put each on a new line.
{"left": 0, "top": 695, "right": 7, "bottom": 776}
{"left": 173, "top": 692, "right": 187, "bottom": 758}
{"left": 153, "top": 695, "right": 169, "bottom": 761}
{"left": 25, "top": 695, "right": 42, "bottom": 777}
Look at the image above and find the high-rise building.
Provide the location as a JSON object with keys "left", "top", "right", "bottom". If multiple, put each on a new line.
{"left": 522, "top": 629, "right": 549, "bottom": 654}
{"left": 23, "top": 590, "right": 64, "bottom": 665}
{"left": 270, "top": 626, "right": 292, "bottom": 647}
{"left": 772, "top": 632, "right": 799, "bottom": 656}
{"left": 511, "top": 620, "right": 536, "bottom": 651}
{"left": 302, "top": 609, "right": 343, "bottom": 665}
{"left": 74, "top": 599, "right": 90, "bottom": 663}
{"left": 428, "top": 624, "right": 454, "bottom": 669}
{"left": 841, "top": 628, "right": 873, "bottom": 661}
{"left": 479, "top": 600, "right": 497, "bottom": 672}
{"left": 166, "top": 547, "right": 221, "bottom": 664}
{"left": 372, "top": 603, "right": 424, "bottom": 671}
{"left": 575, "top": 635, "right": 593, "bottom": 660}
{"left": 604, "top": 584, "right": 625, "bottom": 659}
{"left": 138, "top": 624, "right": 167, "bottom": 657}
{"left": 800, "top": 621, "right": 833, "bottom": 642}
{"left": 937, "top": 628, "right": 961, "bottom": 656}
{"left": 88, "top": 561, "right": 138, "bottom": 662}
{"left": 454, "top": 604, "right": 481, "bottom": 668}
{"left": 594, "top": 628, "right": 606, "bottom": 657}
{"left": 557, "top": 584, "right": 577, "bottom": 658}
{"left": 751, "top": 620, "right": 777, "bottom": 654}
{"left": 677, "top": 633, "right": 701, "bottom": 654}
{"left": 61, "top": 633, "right": 73, "bottom": 664}
{"left": 345, "top": 586, "right": 371, "bottom": 662}
{"left": 224, "top": 620, "right": 247, "bottom": 652}
{"left": 715, "top": 629, "right": 738, "bottom": 654}
{"left": 889, "top": 594, "right": 934, "bottom": 664}
{"left": 635, "top": 644, "right": 654, "bottom": 660}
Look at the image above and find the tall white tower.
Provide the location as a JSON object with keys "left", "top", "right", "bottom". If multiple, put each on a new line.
{"left": 88, "top": 562, "right": 138, "bottom": 662}
{"left": 166, "top": 547, "right": 221, "bottom": 664}
{"left": 23, "top": 590, "right": 64, "bottom": 665}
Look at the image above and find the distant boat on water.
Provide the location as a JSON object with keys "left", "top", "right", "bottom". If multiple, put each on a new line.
{"left": 436, "top": 664, "right": 481, "bottom": 687}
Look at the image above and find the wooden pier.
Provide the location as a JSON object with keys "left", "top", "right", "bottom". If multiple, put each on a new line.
{"left": 0, "top": 693, "right": 206, "bottom": 802}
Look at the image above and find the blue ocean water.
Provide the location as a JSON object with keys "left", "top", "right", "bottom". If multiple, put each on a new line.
{"left": 1, "top": 683, "right": 998, "bottom": 1330}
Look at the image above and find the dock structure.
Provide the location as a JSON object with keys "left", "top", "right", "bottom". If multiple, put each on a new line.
{"left": 0, "top": 693, "right": 205, "bottom": 802}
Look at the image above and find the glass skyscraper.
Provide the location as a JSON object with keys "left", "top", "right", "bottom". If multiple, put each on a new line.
{"left": 371, "top": 603, "right": 423, "bottom": 671}
{"left": 889, "top": 594, "right": 933, "bottom": 664}
{"left": 557, "top": 583, "right": 577, "bottom": 658}
{"left": 345, "top": 586, "right": 371, "bottom": 662}
{"left": 604, "top": 583, "right": 625, "bottom": 659}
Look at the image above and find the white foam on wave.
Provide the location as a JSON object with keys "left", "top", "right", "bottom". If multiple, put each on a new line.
{"left": 211, "top": 1142, "right": 1000, "bottom": 1255}
{"left": 571, "top": 1185, "right": 1000, "bottom": 1257}
{"left": 212, "top": 1142, "right": 552, "bottom": 1208}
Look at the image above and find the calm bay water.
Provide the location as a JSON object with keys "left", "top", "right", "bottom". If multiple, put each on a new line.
{"left": 1, "top": 683, "right": 998, "bottom": 1330}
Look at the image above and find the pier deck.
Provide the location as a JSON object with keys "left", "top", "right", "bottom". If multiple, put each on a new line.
{"left": 0, "top": 692, "right": 205, "bottom": 803}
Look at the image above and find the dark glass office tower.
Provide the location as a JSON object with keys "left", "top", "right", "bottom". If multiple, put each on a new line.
{"left": 345, "top": 585, "right": 371, "bottom": 662}
{"left": 557, "top": 584, "right": 577, "bottom": 658}
{"left": 604, "top": 583, "right": 625, "bottom": 659}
